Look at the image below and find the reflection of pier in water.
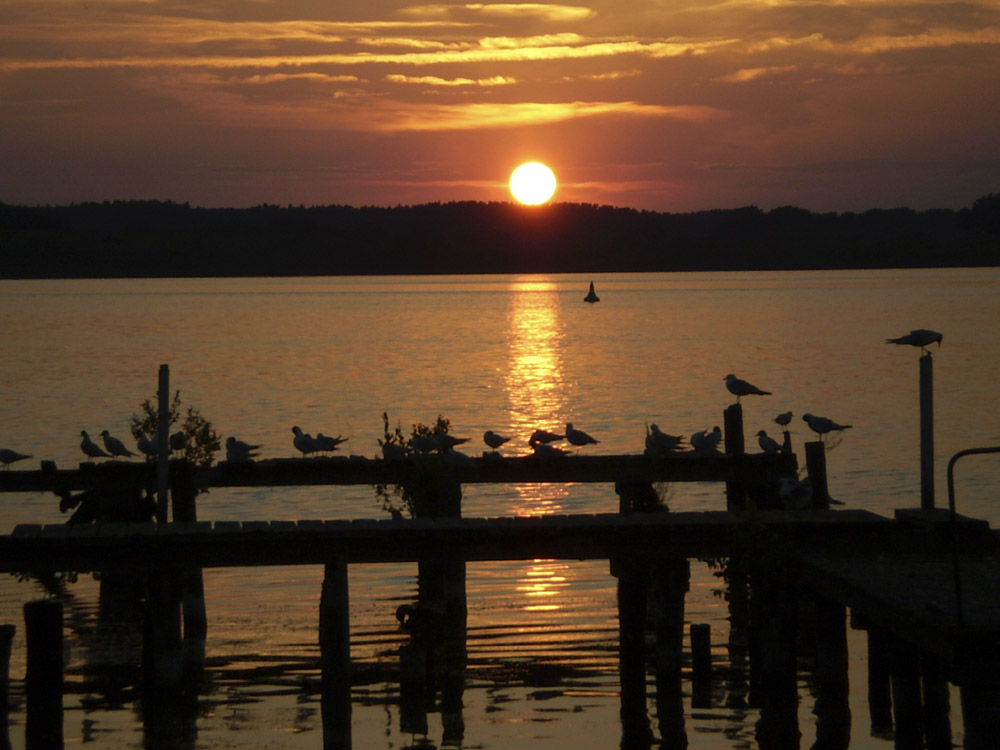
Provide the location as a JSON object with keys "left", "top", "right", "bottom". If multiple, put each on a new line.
{"left": 3, "top": 435, "right": 1000, "bottom": 748}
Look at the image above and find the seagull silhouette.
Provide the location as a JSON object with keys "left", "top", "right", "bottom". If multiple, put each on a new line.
{"left": 226, "top": 436, "right": 260, "bottom": 462}
{"left": 529, "top": 428, "right": 564, "bottom": 447}
{"left": 756, "top": 429, "right": 781, "bottom": 455}
{"left": 292, "top": 425, "right": 319, "bottom": 456}
{"left": 565, "top": 423, "right": 598, "bottom": 452}
{"left": 645, "top": 423, "right": 683, "bottom": 458}
{"left": 690, "top": 426, "right": 722, "bottom": 455}
{"left": 724, "top": 373, "right": 772, "bottom": 404}
{"left": 886, "top": 329, "right": 943, "bottom": 354}
{"left": 100, "top": 430, "right": 136, "bottom": 459}
{"left": 774, "top": 411, "right": 793, "bottom": 429}
{"left": 483, "top": 430, "right": 511, "bottom": 451}
{"left": 802, "top": 413, "right": 852, "bottom": 440}
{"left": 0, "top": 449, "right": 32, "bottom": 470}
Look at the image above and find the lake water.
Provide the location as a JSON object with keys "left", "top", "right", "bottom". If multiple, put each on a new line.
{"left": 1, "top": 269, "right": 999, "bottom": 749}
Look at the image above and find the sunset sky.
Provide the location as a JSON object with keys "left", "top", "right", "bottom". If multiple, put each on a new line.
{"left": 2, "top": 0, "right": 998, "bottom": 212}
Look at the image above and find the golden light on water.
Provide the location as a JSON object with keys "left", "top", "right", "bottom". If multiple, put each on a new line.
{"left": 517, "top": 560, "right": 571, "bottom": 612}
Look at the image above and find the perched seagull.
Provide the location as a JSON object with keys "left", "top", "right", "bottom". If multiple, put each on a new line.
{"left": 802, "top": 413, "right": 853, "bottom": 440}
{"left": 645, "top": 423, "right": 683, "bottom": 458}
{"left": 292, "top": 425, "right": 319, "bottom": 456}
{"left": 381, "top": 442, "right": 409, "bottom": 461}
{"left": 409, "top": 434, "right": 439, "bottom": 453}
{"left": 532, "top": 442, "right": 567, "bottom": 460}
{"left": 100, "top": 430, "right": 136, "bottom": 459}
{"left": 169, "top": 431, "right": 187, "bottom": 454}
{"left": 724, "top": 373, "right": 772, "bottom": 404}
{"left": 690, "top": 426, "right": 723, "bottom": 455}
{"left": 436, "top": 433, "right": 470, "bottom": 452}
{"left": 483, "top": 430, "right": 511, "bottom": 452}
{"left": 756, "top": 429, "right": 781, "bottom": 455}
{"left": 529, "top": 428, "right": 564, "bottom": 447}
{"left": 886, "top": 329, "right": 943, "bottom": 353}
{"left": 136, "top": 433, "right": 157, "bottom": 457}
{"left": 0, "top": 449, "right": 32, "bottom": 470}
{"left": 226, "top": 436, "right": 260, "bottom": 462}
{"left": 315, "top": 433, "right": 348, "bottom": 454}
{"left": 80, "top": 430, "right": 111, "bottom": 459}
{"left": 774, "top": 411, "right": 793, "bottom": 429}
{"left": 565, "top": 423, "right": 598, "bottom": 452}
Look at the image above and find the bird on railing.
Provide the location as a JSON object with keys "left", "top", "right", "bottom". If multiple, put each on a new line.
{"left": 292, "top": 426, "right": 320, "bottom": 456}
{"left": 409, "top": 434, "right": 438, "bottom": 453}
{"left": 886, "top": 329, "right": 942, "bottom": 354}
{"left": 80, "top": 430, "right": 111, "bottom": 460}
{"left": 226, "top": 436, "right": 261, "bottom": 462}
{"left": 531, "top": 441, "right": 567, "bottom": 460}
{"left": 100, "top": 430, "right": 136, "bottom": 459}
{"left": 645, "top": 423, "right": 683, "bottom": 458}
{"left": 756, "top": 429, "right": 782, "bottom": 455}
{"left": 802, "top": 413, "right": 852, "bottom": 440}
{"left": 0, "top": 449, "right": 32, "bottom": 470}
{"left": 136, "top": 432, "right": 157, "bottom": 457}
{"left": 483, "top": 430, "right": 511, "bottom": 452}
{"left": 565, "top": 423, "right": 598, "bottom": 452}
{"left": 315, "top": 433, "right": 348, "bottom": 455}
{"left": 774, "top": 411, "right": 793, "bottom": 429}
{"left": 690, "top": 426, "right": 722, "bottom": 455}
{"left": 724, "top": 373, "right": 772, "bottom": 404}
{"left": 528, "top": 428, "right": 564, "bottom": 447}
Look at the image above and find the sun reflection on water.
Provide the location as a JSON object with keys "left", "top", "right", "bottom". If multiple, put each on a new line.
{"left": 517, "top": 559, "right": 571, "bottom": 612}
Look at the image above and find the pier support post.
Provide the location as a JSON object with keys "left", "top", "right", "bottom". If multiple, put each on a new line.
{"left": 690, "top": 623, "right": 712, "bottom": 708}
{"left": 805, "top": 442, "right": 829, "bottom": 509}
{"left": 320, "top": 550, "right": 351, "bottom": 750}
{"left": 724, "top": 404, "right": 746, "bottom": 511}
{"left": 614, "top": 557, "right": 652, "bottom": 748}
{"left": 171, "top": 462, "right": 207, "bottom": 651}
{"left": 959, "top": 676, "right": 1000, "bottom": 750}
{"left": 865, "top": 627, "right": 894, "bottom": 739}
{"left": 921, "top": 654, "right": 951, "bottom": 750}
{"left": 919, "top": 354, "right": 934, "bottom": 510}
{"left": 1, "top": 624, "right": 14, "bottom": 750}
{"left": 751, "top": 575, "right": 800, "bottom": 749}
{"left": 652, "top": 558, "right": 689, "bottom": 747}
{"left": 143, "top": 571, "right": 184, "bottom": 695}
{"left": 888, "top": 637, "right": 923, "bottom": 750}
{"left": 811, "top": 597, "right": 850, "bottom": 750}
{"left": 24, "top": 600, "right": 63, "bottom": 750}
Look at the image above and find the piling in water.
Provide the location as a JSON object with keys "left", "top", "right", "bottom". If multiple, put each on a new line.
{"left": 320, "top": 552, "right": 351, "bottom": 750}
{"left": 24, "top": 599, "right": 63, "bottom": 749}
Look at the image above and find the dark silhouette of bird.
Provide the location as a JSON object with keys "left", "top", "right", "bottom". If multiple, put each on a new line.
{"left": 436, "top": 433, "right": 469, "bottom": 452}
{"left": 886, "top": 329, "right": 943, "bottom": 353}
{"left": 169, "top": 431, "right": 187, "bottom": 453}
{"left": 100, "top": 430, "right": 136, "bottom": 459}
{"left": 409, "top": 434, "right": 438, "bottom": 453}
{"left": 645, "top": 423, "right": 683, "bottom": 458}
{"left": 565, "top": 423, "right": 598, "bottom": 452}
{"left": 529, "top": 428, "right": 564, "bottom": 447}
{"left": 724, "top": 373, "right": 771, "bottom": 403}
{"left": 756, "top": 429, "right": 781, "bottom": 455}
{"left": 292, "top": 425, "right": 319, "bottom": 456}
{"left": 0, "top": 449, "right": 32, "bottom": 470}
{"left": 532, "top": 441, "right": 567, "bottom": 460}
{"left": 80, "top": 430, "right": 111, "bottom": 459}
{"left": 802, "top": 413, "right": 852, "bottom": 440}
{"left": 690, "top": 426, "right": 722, "bottom": 455}
{"left": 483, "top": 430, "right": 511, "bottom": 451}
{"left": 136, "top": 432, "right": 158, "bottom": 457}
{"left": 315, "top": 433, "right": 348, "bottom": 454}
{"left": 226, "top": 436, "right": 260, "bottom": 462}
{"left": 774, "top": 411, "right": 793, "bottom": 429}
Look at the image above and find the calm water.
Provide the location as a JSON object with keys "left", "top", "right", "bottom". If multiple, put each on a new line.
{"left": 2, "top": 269, "right": 999, "bottom": 749}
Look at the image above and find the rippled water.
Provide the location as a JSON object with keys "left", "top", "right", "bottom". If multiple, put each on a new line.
{"left": 1, "top": 269, "right": 999, "bottom": 748}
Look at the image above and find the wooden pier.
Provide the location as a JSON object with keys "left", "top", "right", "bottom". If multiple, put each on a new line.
{"left": 3, "top": 440, "right": 1000, "bottom": 748}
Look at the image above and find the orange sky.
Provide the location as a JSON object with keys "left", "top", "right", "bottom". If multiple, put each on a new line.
{"left": 2, "top": 0, "right": 998, "bottom": 212}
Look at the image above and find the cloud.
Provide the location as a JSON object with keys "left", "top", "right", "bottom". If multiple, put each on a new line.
{"left": 385, "top": 73, "right": 516, "bottom": 85}
{"left": 716, "top": 65, "right": 797, "bottom": 82}
{"left": 401, "top": 4, "right": 596, "bottom": 22}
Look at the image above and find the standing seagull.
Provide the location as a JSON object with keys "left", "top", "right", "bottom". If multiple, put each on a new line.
{"left": 565, "top": 423, "right": 598, "bottom": 452}
{"left": 483, "top": 430, "right": 511, "bottom": 452}
{"left": 724, "top": 373, "right": 772, "bottom": 404}
{"left": 315, "top": 433, "right": 348, "bottom": 454}
{"left": 645, "top": 424, "right": 683, "bottom": 458}
{"left": 80, "top": 430, "right": 111, "bottom": 460}
{"left": 226, "top": 436, "right": 260, "bottom": 462}
{"left": 529, "top": 428, "right": 564, "bottom": 447}
{"left": 100, "top": 430, "right": 136, "bottom": 459}
{"left": 0, "top": 449, "right": 32, "bottom": 470}
{"left": 756, "top": 430, "right": 781, "bottom": 455}
{"left": 690, "top": 426, "right": 723, "bottom": 455}
{"left": 136, "top": 432, "right": 157, "bottom": 457}
{"left": 292, "top": 426, "right": 319, "bottom": 456}
{"left": 802, "top": 413, "right": 852, "bottom": 440}
{"left": 774, "top": 411, "right": 793, "bottom": 430}
{"left": 886, "top": 329, "right": 943, "bottom": 354}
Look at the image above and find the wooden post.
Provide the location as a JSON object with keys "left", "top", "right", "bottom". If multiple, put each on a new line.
{"left": 651, "top": 558, "right": 689, "bottom": 747}
{"left": 1, "top": 624, "right": 13, "bottom": 750}
{"left": 866, "top": 627, "right": 894, "bottom": 739}
{"left": 811, "top": 597, "right": 850, "bottom": 750}
{"left": 805, "top": 441, "right": 829, "bottom": 509}
{"left": 690, "top": 623, "right": 712, "bottom": 708}
{"left": 615, "top": 558, "right": 651, "bottom": 747}
{"left": 888, "top": 637, "right": 923, "bottom": 750}
{"left": 156, "top": 364, "right": 170, "bottom": 524}
{"left": 142, "top": 571, "right": 184, "bottom": 695}
{"left": 725, "top": 404, "right": 746, "bottom": 511}
{"left": 751, "top": 576, "right": 800, "bottom": 749}
{"left": 24, "top": 600, "right": 63, "bottom": 750}
{"left": 921, "top": 653, "right": 951, "bottom": 750}
{"left": 959, "top": 677, "right": 1000, "bottom": 750}
{"left": 320, "top": 551, "right": 351, "bottom": 750}
{"left": 171, "top": 462, "right": 207, "bottom": 647}
{"left": 919, "top": 354, "right": 934, "bottom": 510}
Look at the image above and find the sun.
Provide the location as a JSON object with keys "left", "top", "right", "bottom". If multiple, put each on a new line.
{"left": 510, "top": 162, "right": 557, "bottom": 205}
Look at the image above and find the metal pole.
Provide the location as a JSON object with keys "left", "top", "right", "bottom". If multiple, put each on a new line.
{"left": 156, "top": 364, "right": 170, "bottom": 524}
{"left": 920, "top": 354, "right": 934, "bottom": 510}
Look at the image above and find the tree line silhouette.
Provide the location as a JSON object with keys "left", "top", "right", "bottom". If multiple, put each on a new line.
{"left": 1, "top": 195, "right": 997, "bottom": 278}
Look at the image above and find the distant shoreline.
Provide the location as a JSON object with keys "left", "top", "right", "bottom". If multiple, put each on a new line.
{"left": 2, "top": 197, "right": 997, "bottom": 279}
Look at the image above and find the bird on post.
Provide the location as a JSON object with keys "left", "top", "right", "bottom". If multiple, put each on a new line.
{"left": 80, "top": 430, "right": 111, "bottom": 460}
{"left": 100, "top": 430, "right": 136, "bottom": 459}
{"left": 802, "top": 413, "right": 852, "bottom": 440}
{"left": 136, "top": 432, "right": 157, "bottom": 457}
{"left": 774, "top": 411, "right": 793, "bottom": 430}
{"left": 226, "top": 436, "right": 260, "bottom": 462}
{"left": 690, "top": 426, "right": 722, "bottom": 455}
{"left": 724, "top": 373, "right": 772, "bottom": 404}
{"left": 315, "top": 433, "right": 348, "bottom": 454}
{"left": 565, "top": 423, "right": 598, "bottom": 452}
{"left": 645, "top": 423, "right": 683, "bottom": 458}
{"left": 483, "top": 430, "right": 511, "bottom": 452}
{"left": 756, "top": 429, "right": 782, "bottom": 455}
{"left": 886, "top": 329, "right": 943, "bottom": 354}
{"left": 529, "top": 428, "right": 564, "bottom": 447}
{"left": 0, "top": 448, "right": 32, "bottom": 470}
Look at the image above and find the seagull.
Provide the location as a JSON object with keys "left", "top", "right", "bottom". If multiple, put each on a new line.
{"left": 0, "top": 449, "right": 32, "bottom": 470}
{"left": 483, "top": 430, "right": 511, "bottom": 452}
{"left": 226, "top": 436, "right": 260, "bottom": 462}
{"left": 690, "top": 426, "right": 722, "bottom": 455}
{"left": 436, "top": 433, "right": 470, "bottom": 452}
{"left": 409, "top": 434, "right": 439, "bottom": 453}
{"left": 774, "top": 411, "right": 793, "bottom": 429}
{"left": 315, "top": 433, "right": 348, "bottom": 454}
{"left": 802, "top": 413, "right": 852, "bottom": 440}
{"left": 80, "top": 430, "right": 111, "bottom": 459}
{"left": 756, "top": 429, "right": 781, "bottom": 455}
{"left": 645, "top": 423, "right": 683, "bottom": 458}
{"left": 565, "top": 423, "right": 598, "bottom": 452}
{"left": 292, "top": 425, "right": 319, "bottom": 456}
{"left": 381, "top": 441, "right": 409, "bottom": 461}
{"left": 169, "top": 431, "right": 187, "bottom": 453}
{"left": 99, "top": 430, "right": 136, "bottom": 459}
{"left": 531, "top": 441, "right": 567, "bottom": 460}
{"left": 529, "top": 428, "right": 564, "bottom": 447}
{"left": 724, "top": 373, "right": 772, "bottom": 404}
{"left": 136, "top": 432, "right": 157, "bottom": 457}
{"left": 886, "top": 329, "right": 943, "bottom": 353}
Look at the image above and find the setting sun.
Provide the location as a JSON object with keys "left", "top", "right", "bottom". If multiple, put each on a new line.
{"left": 509, "top": 162, "right": 557, "bottom": 205}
